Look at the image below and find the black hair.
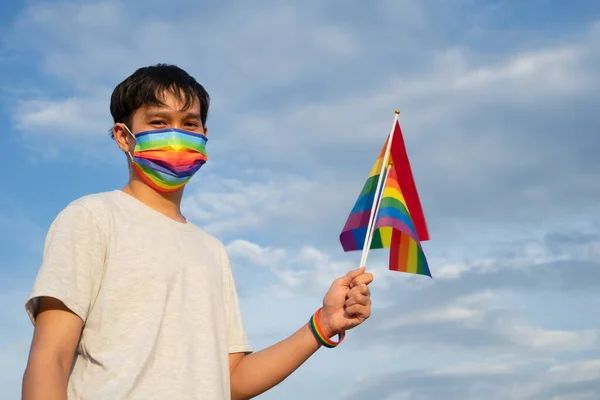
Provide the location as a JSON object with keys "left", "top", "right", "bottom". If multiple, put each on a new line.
{"left": 109, "top": 64, "right": 210, "bottom": 138}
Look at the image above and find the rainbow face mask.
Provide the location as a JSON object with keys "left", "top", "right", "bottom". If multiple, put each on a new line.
{"left": 124, "top": 126, "right": 208, "bottom": 193}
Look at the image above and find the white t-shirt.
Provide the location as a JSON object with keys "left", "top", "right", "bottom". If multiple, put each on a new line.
{"left": 25, "top": 190, "right": 252, "bottom": 400}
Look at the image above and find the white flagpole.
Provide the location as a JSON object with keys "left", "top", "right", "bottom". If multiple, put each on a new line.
{"left": 359, "top": 110, "right": 400, "bottom": 269}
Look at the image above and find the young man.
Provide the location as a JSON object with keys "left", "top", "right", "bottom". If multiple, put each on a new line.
{"left": 22, "top": 64, "right": 373, "bottom": 400}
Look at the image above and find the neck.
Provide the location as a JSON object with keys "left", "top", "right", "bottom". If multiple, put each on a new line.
{"left": 122, "top": 180, "right": 187, "bottom": 223}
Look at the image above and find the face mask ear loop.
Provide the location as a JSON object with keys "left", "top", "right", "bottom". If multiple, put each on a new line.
{"left": 122, "top": 124, "right": 136, "bottom": 162}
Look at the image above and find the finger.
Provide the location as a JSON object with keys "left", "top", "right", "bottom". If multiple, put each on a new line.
{"left": 347, "top": 283, "right": 370, "bottom": 298}
{"left": 345, "top": 293, "right": 369, "bottom": 308}
{"left": 350, "top": 272, "right": 374, "bottom": 288}
{"left": 345, "top": 302, "right": 372, "bottom": 319}
{"left": 338, "top": 267, "right": 365, "bottom": 287}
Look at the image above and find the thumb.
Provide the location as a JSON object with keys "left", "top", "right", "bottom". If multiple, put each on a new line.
{"left": 339, "top": 267, "right": 365, "bottom": 286}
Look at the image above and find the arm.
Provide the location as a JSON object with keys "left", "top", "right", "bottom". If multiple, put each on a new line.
{"left": 229, "top": 323, "right": 320, "bottom": 400}
{"left": 22, "top": 297, "right": 83, "bottom": 400}
{"left": 229, "top": 268, "right": 373, "bottom": 400}
{"left": 22, "top": 203, "right": 105, "bottom": 399}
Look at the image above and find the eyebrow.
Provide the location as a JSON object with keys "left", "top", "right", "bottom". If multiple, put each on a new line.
{"left": 182, "top": 111, "right": 202, "bottom": 120}
{"left": 144, "top": 110, "right": 202, "bottom": 121}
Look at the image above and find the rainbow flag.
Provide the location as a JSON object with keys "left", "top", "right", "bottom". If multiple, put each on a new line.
{"left": 339, "top": 119, "right": 431, "bottom": 276}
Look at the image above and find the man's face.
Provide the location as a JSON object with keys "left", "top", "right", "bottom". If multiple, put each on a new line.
{"left": 114, "top": 91, "right": 208, "bottom": 157}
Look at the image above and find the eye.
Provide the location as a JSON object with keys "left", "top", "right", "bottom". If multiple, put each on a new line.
{"left": 185, "top": 121, "right": 200, "bottom": 128}
{"left": 150, "top": 120, "right": 166, "bottom": 126}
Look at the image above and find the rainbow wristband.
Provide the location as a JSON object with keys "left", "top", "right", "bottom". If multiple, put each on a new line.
{"left": 309, "top": 308, "right": 345, "bottom": 348}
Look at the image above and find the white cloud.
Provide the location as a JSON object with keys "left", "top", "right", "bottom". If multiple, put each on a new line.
{"left": 549, "top": 359, "right": 600, "bottom": 383}
{"left": 226, "top": 239, "right": 356, "bottom": 297}
{"left": 433, "top": 262, "right": 470, "bottom": 278}
{"left": 10, "top": 3, "right": 598, "bottom": 159}
{"left": 380, "top": 305, "right": 484, "bottom": 329}
{"left": 444, "top": 45, "right": 588, "bottom": 95}
{"left": 341, "top": 355, "right": 600, "bottom": 400}
{"left": 227, "top": 38, "right": 596, "bottom": 151}
{"left": 226, "top": 224, "right": 600, "bottom": 359}
{"left": 429, "top": 361, "right": 520, "bottom": 377}
{"left": 183, "top": 172, "right": 323, "bottom": 236}
{"left": 14, "top": 96, "right": 110, "bottom": 136}
{"left": 7, "top": 0, "right": 363, "bottom": 139}
{"left": 375, "top": 289, "right": 598, "bottom": 352}
{"left": 226, "top": 239, "right": 286, "bottom": 268}
{"left": 8, "top": 2, "right": 600, "bottom": 236}
{"left": 506, "top": 323, "right": 597, "bottom": 351}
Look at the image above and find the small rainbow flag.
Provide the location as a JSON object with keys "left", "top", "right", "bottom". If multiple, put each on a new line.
{"left": 339, "top": 117, "right": 431, "bottom": 276}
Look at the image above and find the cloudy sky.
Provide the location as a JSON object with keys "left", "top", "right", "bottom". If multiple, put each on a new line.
{"left": 1, "top": 0, "right": 600, "bottom": 399}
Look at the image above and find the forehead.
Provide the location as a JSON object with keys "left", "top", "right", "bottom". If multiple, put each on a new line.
{"left": 142, "top": 89, "right": 201, "bottom": 115}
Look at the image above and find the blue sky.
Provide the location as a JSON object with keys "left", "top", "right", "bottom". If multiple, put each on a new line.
{"left": 1, "top": 0, "right": 600, "bottom": 398}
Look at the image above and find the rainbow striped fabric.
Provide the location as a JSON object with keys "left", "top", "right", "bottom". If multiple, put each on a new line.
{"left": 339, "top": 121, "right": 431, "bottom": 276}
{"left": 132, "top": 128, "right": 208, "bottom": 193}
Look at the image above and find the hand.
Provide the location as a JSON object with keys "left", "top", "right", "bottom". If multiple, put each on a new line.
{"left": 318, "top": 267, "right": 373, "bottom": 338}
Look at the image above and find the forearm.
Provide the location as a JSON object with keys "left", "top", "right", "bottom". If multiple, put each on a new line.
{"left": 22, "top": 357, "right": 70, "bottom": 400}
{"left": 230, "top": 322, "right": 323, "bottom": 400}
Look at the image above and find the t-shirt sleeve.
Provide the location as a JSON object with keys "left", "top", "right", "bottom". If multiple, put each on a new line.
{"left": 221, "top": 247, "right": 253, "bottom": 354}
{"left": 25, "top": 203, "right": 106, "bottom": 325}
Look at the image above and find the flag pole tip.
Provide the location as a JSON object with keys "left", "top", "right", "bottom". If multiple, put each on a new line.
{"left": 395, "top": 109, "right": 400, "bottom": 115}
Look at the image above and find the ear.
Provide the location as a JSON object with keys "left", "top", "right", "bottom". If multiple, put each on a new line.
{"left": 203, "top": 125, "right": 208, "bottom": 136}
{"left": 113, "top": 123, "right": 134, "bottom": 153}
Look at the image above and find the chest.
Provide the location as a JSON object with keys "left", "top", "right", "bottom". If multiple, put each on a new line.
{"left": 78, "top": 218, "right": 230, "bottom": 375}
{"left": 91, "top": 221, "right": 224, "bottom": 321}
{"left": 110, "top": 223, "right": 220, "bottom": 280}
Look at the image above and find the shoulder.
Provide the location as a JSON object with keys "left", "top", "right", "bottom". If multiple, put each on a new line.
{"left": 68, "top": 191, "right": 120, "bottom": 215}
{"left": 51, "top": 191, "right": 120, "bottom": 232}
